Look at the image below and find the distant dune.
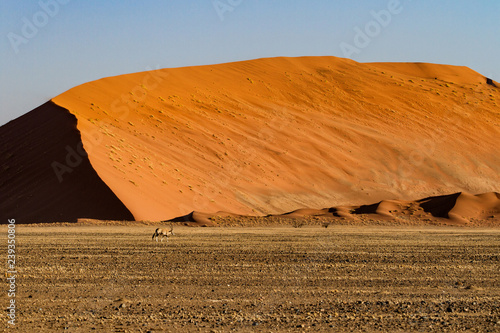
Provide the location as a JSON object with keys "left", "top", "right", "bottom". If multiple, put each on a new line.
{"left": 167, "top": 191, "right": 500, "bottom": 227}
{"left": 1, "top": 56, "right": 499, "bottom": 224}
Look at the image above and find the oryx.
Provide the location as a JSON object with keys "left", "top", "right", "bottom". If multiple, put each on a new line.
{"left": 152, "top": 224, "right": 174, "bottom": 242}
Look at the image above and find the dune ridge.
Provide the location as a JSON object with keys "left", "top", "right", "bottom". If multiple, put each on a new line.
{"left": 1, "top": 56, "right": 499, "bottom": 223}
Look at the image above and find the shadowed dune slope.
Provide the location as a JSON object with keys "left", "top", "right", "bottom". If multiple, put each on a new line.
{"left": 3, "top": 56, "right": 499, "bottom": 222}
{"left": 0, "top": 102, "right": 134, "bottom": 223}
{"left": 418, "top": 192, "right": 500, "bottom": 222}
{"left": 351, "top": 191, "right": 500, "bottom": 224}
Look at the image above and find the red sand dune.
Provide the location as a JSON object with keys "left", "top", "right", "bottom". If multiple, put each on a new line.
{"left": 1, "top": 56, "right": 499, "bottom": 224}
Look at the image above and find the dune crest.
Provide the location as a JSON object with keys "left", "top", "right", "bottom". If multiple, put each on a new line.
{"left": 1, "top": 56, "right": 499, "bottom": 223}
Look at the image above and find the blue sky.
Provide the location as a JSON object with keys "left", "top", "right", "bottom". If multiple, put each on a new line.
{"left": 1, "top": 0, "right": 499, "bottom": 126}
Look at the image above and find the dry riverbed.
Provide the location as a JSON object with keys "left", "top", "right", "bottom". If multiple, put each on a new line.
{"left": 1, "top": 225, "right": 499, "bottom": 332}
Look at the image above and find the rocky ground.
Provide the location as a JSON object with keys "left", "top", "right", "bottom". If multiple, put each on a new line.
{"left": 1, "top": 224, "right": 499, "bottom": 332}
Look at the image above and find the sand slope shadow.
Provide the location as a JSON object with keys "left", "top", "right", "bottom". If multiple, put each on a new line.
{"left": 0, "top": 102, "right": 134, "bottom": 223}
{"left": 417, "top": 193, "right": 462, "bottom": 218}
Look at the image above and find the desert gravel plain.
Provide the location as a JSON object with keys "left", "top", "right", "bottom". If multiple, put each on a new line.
{"left": 2, "top": 224, "right": 500, "bottom": 332}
